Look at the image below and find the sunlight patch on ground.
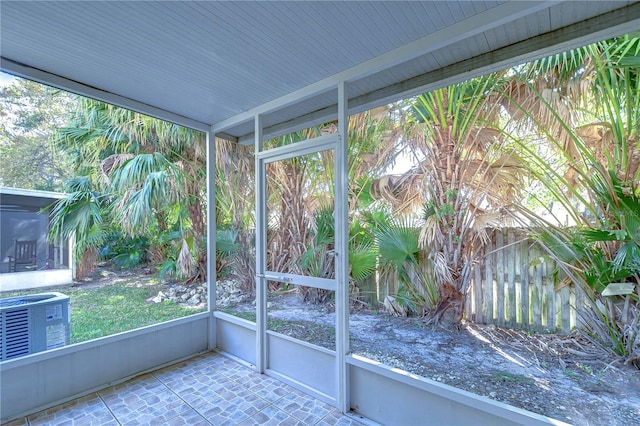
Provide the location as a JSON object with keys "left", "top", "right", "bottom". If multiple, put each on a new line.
{"left": 467, "top": 325, "right": 526, "bottom": 367}
{"left": 532, "top": 376, "right": 552, "bottom": 391}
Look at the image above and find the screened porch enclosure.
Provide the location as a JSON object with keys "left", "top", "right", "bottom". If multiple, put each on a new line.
{"left": 2, "top": 1, "right": 639, "bottom": 424}
{"left": 0, "top": 188, "right": 73, "bottom": 291}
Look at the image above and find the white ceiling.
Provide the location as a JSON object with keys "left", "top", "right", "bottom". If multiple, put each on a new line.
{"left": 1, "top": 1, "right": 638, "bottom": 142}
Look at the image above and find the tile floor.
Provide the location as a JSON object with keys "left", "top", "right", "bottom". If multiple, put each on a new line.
{"left": 5, "top": 351, "right": 368, "bottom": 426}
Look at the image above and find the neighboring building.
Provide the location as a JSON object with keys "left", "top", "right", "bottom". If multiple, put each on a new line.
{"left": 0, "top": 187, "right": 73, "bottom": 291}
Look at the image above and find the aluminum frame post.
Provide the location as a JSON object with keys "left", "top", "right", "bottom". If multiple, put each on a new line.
{"left": 336, "top": 81, "right": 349, "bottom": 413}
{"left": 206, "top": 130, "right": 217, "bottom": 350}
{"left": 255, "top": 114, "right": 267, "bottom": 374}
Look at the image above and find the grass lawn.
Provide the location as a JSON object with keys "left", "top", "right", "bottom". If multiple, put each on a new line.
{"left": 1, "top": 277, "right": 205, "bottom": 344}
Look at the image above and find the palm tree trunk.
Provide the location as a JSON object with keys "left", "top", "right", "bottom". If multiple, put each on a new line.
{"left": 268, "top": 161, "right": 307, "bottom": 277}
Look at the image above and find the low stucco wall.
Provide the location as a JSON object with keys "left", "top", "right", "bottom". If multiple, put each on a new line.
{"left": 0, "top": 269, "right": 73, "bottom": 292}
{"left": 347, "top": 354, "right": 568, "bottom": 426}
{"left": 0, "top": 313, "right": 210, "bottom": 422}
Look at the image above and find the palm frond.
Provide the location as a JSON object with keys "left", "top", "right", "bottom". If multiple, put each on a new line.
{"left": 348, "top": 243, "right": 377, "bottom": 282}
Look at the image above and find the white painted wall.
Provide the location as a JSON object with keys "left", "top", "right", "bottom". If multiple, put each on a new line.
{"left": 0, "top": 269, "right": 73, "bottom": 291}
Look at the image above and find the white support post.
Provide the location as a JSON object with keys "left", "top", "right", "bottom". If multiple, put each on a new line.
{"left": 58, "top": 237, "right": 64, "bottom": 269}
{"left": 70, "top": 232, "right": 76, "bottom": 280}
{"left": 336, "top": 81, "right": 349, "bottom": 413}
{"left": 255, "top": 114, "right": 267, "bottom": 374}
{"left": 206, "top": 130, "right": 217, "bottom": 350}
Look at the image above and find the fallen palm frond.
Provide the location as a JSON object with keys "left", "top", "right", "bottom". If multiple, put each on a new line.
{"left": 466, "top": 322, "right": 625, "bottom": 370}
{"left": 383, "top": 295, "right": 408, "bottom": 317}
{"left": 176, "top": 237, "right": 197, "bottom": 279}
{"left": 578, "top": 295, "right": 640, "bottom": 368}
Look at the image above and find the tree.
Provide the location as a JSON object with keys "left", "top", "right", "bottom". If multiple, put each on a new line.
{"left": 214, "top": 137, "right": 256, "bottom": 293}
{"left": 370, "top": 76, "right": 527, "bottom": 325}
{"left": 52, "top": 97, "right": 207, "bottom": 281}
{"left": 0, "top": 75, "right": 75, "bottom": 190}
{"left": 213, "top": 109, "right": 401, "bottom": 301}
{"left": 503, "top": 35, "right": 639, "bottom": 365}
{"left": 48, "top": 176, "right": 107, "bottom": 278}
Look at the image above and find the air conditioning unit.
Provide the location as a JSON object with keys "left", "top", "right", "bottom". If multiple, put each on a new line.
{"left": 0, "top": 292, "right": 70, "bottom": 361}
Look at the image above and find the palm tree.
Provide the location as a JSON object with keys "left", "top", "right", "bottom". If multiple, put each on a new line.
{"left": 220, "top": 110, "right": 400, "bottom": 301}
{"left": 214, "top": 137, "right": 256, "bottom": 294}
{"left": 48, "top": 176, "right": 107, "bottom": 279}
{"left": 264, "top": 128, "right": 323, "bottom": 278}
{"left": 52, "top": 98, "right": 207, "bottom": 281}
{"left": 370, "top": 76, "right": 527, "bottom": 325}
{"left": 501, "top": 34, "right": 639, "bottom": 365}
{"left": 367, "top": 212, "right": 439, "bottom": 316}
{"left": 209, "top": 109, "right": 399, "bottom": 300}
{"left": 500, "top": 34, "right": 639, "bottom": 194}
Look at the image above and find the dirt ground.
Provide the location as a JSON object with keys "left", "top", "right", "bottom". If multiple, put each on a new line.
{"left": 227, "top": 293, "right": 640, "bottom": 426}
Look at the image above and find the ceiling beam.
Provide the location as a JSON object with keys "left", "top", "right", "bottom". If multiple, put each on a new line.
{"left": 0, "top": 58, "right": 211, "bottom": 133}
{"left": 351, "top": 5, "right": 640, "bottom": 117}
{"left": 237, "top": 3, "right": 640, "bottom": 145}
{"left": 212, "top": 0, "right": 559, "bottom": 135}
{"left": 214, "top": 133, "right": 239, "bottom": 143}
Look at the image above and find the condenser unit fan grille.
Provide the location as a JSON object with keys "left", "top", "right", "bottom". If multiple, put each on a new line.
{"left": 2, "top": 308, "right": 30, "bottom": 360}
